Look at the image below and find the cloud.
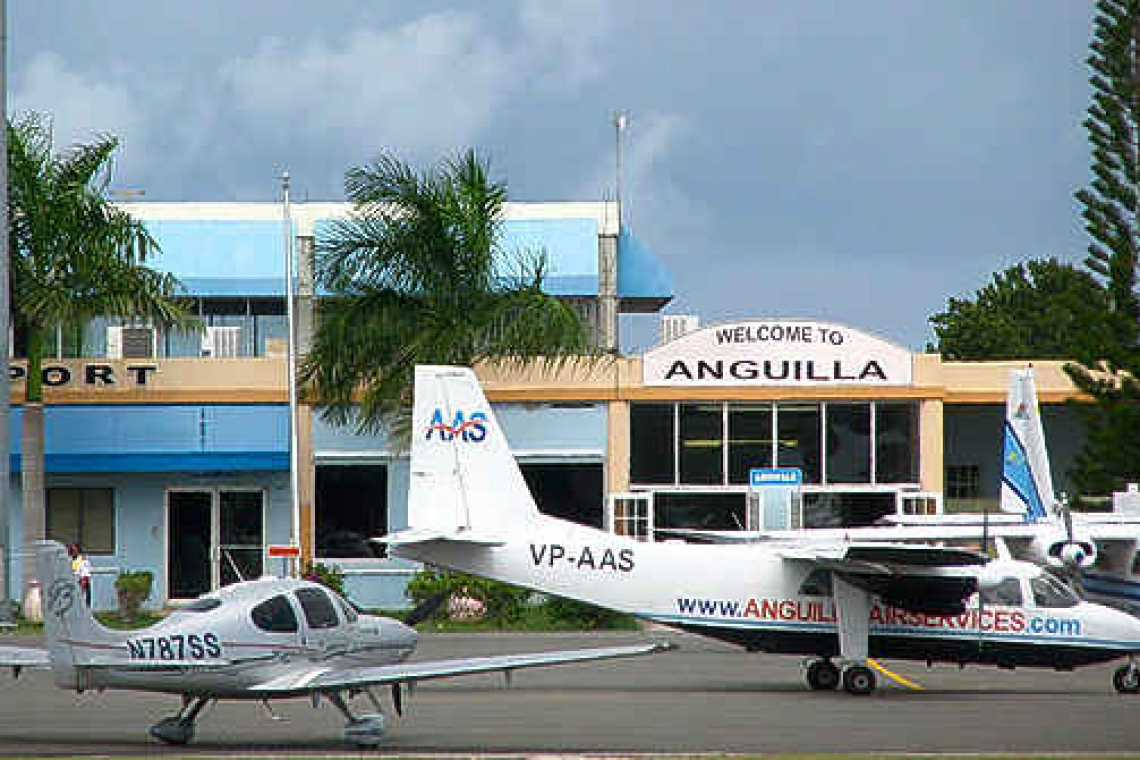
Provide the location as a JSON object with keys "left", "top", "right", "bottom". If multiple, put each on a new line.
{"left": 220, "top": 4, "right": 615, "bottom": 163}
{"left": 11, "top": 52, "right": 151, "bottom": 187}
{"left": 519, "top": 0, "right": 613, "bottom": 89}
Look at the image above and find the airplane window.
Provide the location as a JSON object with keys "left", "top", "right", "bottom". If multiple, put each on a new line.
{"left": 296, "top": 587, "right": 340, "bottom": 629}
{"left": 980, "top": 578, "right": 1022, "bottom": 606}
{"left": 334, "top": 594, "right": 359, "bottom": 623}
{"left": 182, "top": 598, "right": 222, "bottom": 612}
{"left": 798, "top": 569, "right": 832, "bottom": 596}
{"left": 251, "top": 594, "right": 299, "bottom": 633}
{"left": 1030, "top": 574, "right": 1080, "bottom": 609}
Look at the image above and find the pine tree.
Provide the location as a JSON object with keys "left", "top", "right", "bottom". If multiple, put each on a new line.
{"left": 1066, "top": 0, "right": 1140, "bottom": 501}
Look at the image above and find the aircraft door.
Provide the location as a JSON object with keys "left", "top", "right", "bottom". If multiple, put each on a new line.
{"left": 294, "top": 587, "right": 350, "bottom": 656}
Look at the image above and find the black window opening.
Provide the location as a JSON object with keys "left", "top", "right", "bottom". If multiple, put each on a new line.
{"left": 654, "top": 492, "right": 745, "bottom": 534}
{"left": 946, "top": 463, "right": 981, "bottom": 499}
{"left": 728, "top": 404, "right": 773, "bottom": 484}
{"left": 316, "top": 465, "right": 388, "bottom": 558}
{"left": 826, "top": 404, "right": 870, "bottom": 484}
{"left": 777, "top": 403, "right": 821, "bottom": 484}
{"left": 630, "top": 404, "right": 674, "bottom": 484}
{"left": 876, "top": 402, "right": 919, "bottom": 483}
{"left": 801, "top": 492, "right": 896, "bottom": 528}
{"left": 251, "top": 594, "right": 299, "bottom": 633}
{"left": 679, "top": 404, "right": 723, "bottom": 485}
{"left": 520, "top": 463, "right": 603, "bottom": 528}
{"left": 47, "top": 488, "right": 115, "bottom": 555}
{"left": 632, "top": 400, "right": 919, "bottom": 487}
{"left": 295, "top": 587, "right": 340, "bottom": 629}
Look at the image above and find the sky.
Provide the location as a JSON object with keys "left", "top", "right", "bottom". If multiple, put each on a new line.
{"left": 10, "top": 1, "right": 1098, "bottom": 353}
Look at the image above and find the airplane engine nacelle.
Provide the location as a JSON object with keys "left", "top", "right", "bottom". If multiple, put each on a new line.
{"left": 1042, "top": 537, "right": 1097, "bottom": 571}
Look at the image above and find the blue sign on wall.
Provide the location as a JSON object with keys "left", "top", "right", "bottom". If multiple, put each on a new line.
{"left": 749, "top": 467, "right": 803, "bottom": 487}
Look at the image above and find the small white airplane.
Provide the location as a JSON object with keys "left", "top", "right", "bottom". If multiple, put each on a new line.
{"left": 872, "top": 368, "right": 1140, "bottom": 614}
{"left": 0, "top": 541, "right": 668, "bottom": 747}
{"left": 382, "top": 365, "right": 1140, "bottom": 696}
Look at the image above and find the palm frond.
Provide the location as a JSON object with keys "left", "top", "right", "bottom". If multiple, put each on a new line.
{"left": 308, "top": 148, "right": 598, "bottom": 438}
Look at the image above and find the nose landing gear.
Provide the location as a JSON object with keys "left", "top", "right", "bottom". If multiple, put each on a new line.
{"left": 1114, "top": 658, "right": 1140, "bottom": 694}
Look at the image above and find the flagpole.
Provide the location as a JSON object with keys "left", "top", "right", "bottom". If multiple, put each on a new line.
{"left": 282, "top": 172, "right": 300, "bottom": 575}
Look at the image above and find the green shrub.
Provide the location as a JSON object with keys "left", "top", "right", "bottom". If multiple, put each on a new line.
{"left": 114, "top": 570, "right": 153, "bottom": 619}
{"left": 406, "top": 568, "right": 531, "bottom": 624}
{"left": 302, "top": 562, "right": 346, "bottom": 596}
{"left": 541, "top": 595, "right": 633, "bottom": 629}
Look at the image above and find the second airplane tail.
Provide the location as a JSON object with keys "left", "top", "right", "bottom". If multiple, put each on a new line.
{"left": 1000, "top": 368, "right": 1057, "bottom": 523}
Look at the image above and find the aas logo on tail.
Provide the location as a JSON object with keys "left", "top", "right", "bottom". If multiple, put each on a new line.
{"left": 426, "top": 409, "right": 488, "bottom": 442}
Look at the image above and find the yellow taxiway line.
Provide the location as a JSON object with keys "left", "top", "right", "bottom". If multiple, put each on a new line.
{"left": 867, "top": 658, "right": 923, "bottom": 690}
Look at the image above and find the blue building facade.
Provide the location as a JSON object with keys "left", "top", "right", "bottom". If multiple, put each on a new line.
{"left": 7, "top": 200, "right": 673, "bottom": 611}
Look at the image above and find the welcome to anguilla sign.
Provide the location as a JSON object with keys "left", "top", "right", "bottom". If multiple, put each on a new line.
{"left": 642, "top": 320, "right": 913, "bottom": 387}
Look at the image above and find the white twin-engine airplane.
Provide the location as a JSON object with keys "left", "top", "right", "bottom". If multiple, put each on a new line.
{"left": 383, "top": 365, "right": 1140, "bottom": 696}
{"left": 748, "top": 368, "right": 1140, "bottom": 616}
{"left": 0, "top": 541, "right": 666, "bottom": 747}
{"left": 880, "top": 367, "right": 1140, "bottom": 615}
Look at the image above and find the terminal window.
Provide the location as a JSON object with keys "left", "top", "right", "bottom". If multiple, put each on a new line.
{"left": 46, "top": 487, "right": 115, "bottom": 554}
{"left": 315, "top": 465, "right": 387, "bottom": 558}
{"left": 631, "top": 400, "right": 919, "bottom": 487}
{"left": 946, "top": 464, "right": 981, "bottom": 499}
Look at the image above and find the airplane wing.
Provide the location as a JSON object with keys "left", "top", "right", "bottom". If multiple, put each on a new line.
{"left": 376, "top": 528, "right": 505, "bottom": 547}
{"left": 778, "top": 541, "right": 986, "bottom": 568}
{"left": 0, "top": 644, "right": 50, "bottom": 671}
{"left": 251, "top": 642, "right": 671, "bottom": 694}
{"left": 777, "top": 540, "right": 986, "bottom": 617}
{"left": 78, "top": 656, "right": 234, "bottom": 671}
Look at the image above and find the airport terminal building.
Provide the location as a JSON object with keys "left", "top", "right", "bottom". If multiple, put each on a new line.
{"left": 6, "top": 201, "right": 1089, "bottom": 610}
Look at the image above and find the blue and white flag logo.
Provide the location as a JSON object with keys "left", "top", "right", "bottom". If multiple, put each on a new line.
{"left": 1002, "top": 422, "right": 1047, "bottom": 522}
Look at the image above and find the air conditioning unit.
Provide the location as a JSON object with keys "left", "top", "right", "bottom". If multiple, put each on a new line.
{"left": 660, "top": 314, "right": 699, "bottom": 345}
{"left": 107, "top": 326, "right": 156, "bottom": 359}
{"left": 201, "top": 326, "right": 242, "bottom": 358}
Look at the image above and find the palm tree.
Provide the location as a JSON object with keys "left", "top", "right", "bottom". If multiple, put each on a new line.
{"left": 302, "top": 149, "right": 598, "bottom": 439}
{"left": 9, "top": 112, "right": 196, "bottom": 595}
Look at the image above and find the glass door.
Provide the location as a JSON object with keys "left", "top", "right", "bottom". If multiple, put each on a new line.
{"left": 167, "top": 488, "right": 265, "bottom": 599}
{"left": 168, "top": 490, "right": 212, "bottom": 599}
{"left": 220, "top": 490, "right": 264, "bottom": 585}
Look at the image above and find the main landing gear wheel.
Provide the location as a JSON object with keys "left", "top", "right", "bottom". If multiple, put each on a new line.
{"left": 149, "top": 696, "right": 210, "bottom": 745}
{"left": 149, "top": 717, "right": 195, "bottom": 745}
{"left": 806, "top": 658, "right": 840, "bottom": 690}
{"left": 842, "top": 665, "right": 877, "bottom": 696}
{"left": 1114, "top": 663, "right": 1140, "bottom": 694}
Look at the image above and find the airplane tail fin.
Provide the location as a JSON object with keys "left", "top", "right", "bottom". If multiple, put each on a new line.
{"left": 1000, "top": 368, "right": 1057, "bottom": 523}
{"left": 398, "top": 365, "right": 540, "bottom": 541}
{"left": 36, "top": 540, "right": 122, "bottom": 688}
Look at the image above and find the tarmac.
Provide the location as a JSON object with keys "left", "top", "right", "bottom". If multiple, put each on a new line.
{"left": 0, "top": 628, "right": 1137, "bottom": 756}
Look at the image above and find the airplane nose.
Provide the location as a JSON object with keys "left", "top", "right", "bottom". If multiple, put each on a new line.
{"left": 1101, "top": 604, "right": 1140, "bottom": 649}
{"left": 385, "top": 619, "right": 419, "bottom": 650}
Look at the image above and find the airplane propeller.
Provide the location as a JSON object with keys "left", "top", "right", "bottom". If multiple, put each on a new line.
{"left": 403, "top": 591, "right": 449, "bottom": 628}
